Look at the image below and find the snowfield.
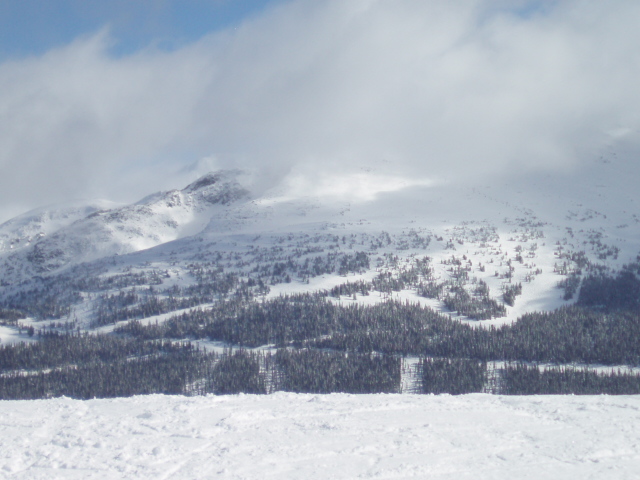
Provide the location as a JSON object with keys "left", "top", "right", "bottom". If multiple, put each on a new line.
{"left": 1, "top": 393, "right": 639, "bottom": 479}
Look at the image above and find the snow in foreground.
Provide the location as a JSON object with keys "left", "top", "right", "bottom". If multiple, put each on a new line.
{"left": 1, "top": 394, "right": 639, "bottom": 479}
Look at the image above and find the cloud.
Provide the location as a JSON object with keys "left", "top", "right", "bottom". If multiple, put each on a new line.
{"left": 1, "top": 0, "right": 640, "bottom": 221}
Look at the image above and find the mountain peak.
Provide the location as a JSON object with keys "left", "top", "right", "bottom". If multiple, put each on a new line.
{"left": 181, "top": 170, "right": 249, "bottom": 206}
{"left": 181, "top": 170, "right": 239, "bottom": 193}
{"left": 182, "top": 172, "right": 222, "bottom": 193}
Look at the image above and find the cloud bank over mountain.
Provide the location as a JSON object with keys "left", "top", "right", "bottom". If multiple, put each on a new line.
{"left": 1, "top": 0, "right": 640, "bottom": 220}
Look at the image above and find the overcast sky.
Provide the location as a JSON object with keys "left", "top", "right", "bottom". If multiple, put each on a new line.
{"left": 1, "top": 0, "right": 639, "bottom": 222}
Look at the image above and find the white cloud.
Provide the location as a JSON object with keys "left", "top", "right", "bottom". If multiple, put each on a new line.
{"left": 1, "top": 0, "right": 640, "bottom": 221}
{"left": 275, "top": 169, "right": 436, "bottom": 203}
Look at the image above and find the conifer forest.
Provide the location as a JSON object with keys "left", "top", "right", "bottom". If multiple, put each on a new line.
{"left": 2, "top": 243, "right": 640, "bottom": 400}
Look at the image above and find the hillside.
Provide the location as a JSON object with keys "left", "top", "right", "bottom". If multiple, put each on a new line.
{"left": 2, "top": 142, "right": 638, "bottom": 329}
{"left": 0, "top": 171, "right": 248, "bottom": 280}
{"left": 1, "top": 134, "right": 640, "bottom": 400}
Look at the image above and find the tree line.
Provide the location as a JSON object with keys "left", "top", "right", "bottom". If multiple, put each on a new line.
{"left": 501, "top": 363, "right": 640, "bottom": 395}
{"left": 115, "top": 294, "right": 640, "bottom": 365}
{"left": 3, "top": 335, "right": 640, "bottom": 399}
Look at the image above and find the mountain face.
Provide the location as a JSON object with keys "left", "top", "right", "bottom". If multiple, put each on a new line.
{"left": 2, "top": 128, "right": 640, "bottom": 409}
{"left": 1, "top": 134, "right": 639, "bottom": 337}
{"left": 1, "top": 146, "right": 640, "bottom": 405}
{"left": 0, "top": 170, "right": 249, "bottom": 279}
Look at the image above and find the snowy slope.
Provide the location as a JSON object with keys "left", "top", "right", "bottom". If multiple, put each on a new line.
{"left": 1, "top": 137, "right": 639, "bottom": 480}
{"left": 0, "top": 171, "right": 249, "bottom": 279}
{"left": 1, "top": 393, "right": 639, "bottom": 479}
{"left": 0, "top": 131, "right": 639, "bottom": 334}
{"left": 0, "top": 200, "right": 116, "bottom": 255}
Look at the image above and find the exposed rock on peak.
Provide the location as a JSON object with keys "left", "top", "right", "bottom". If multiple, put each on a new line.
{"left": 181, "top": 170, "right": 249, "bottom": 204}
{"left": 182, "top": 172, "right": 224, "bottom": 193}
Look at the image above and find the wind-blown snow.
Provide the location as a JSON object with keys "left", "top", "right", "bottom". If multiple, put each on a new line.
{"left": 0, "top": 200, "right": 116, "bottom": 255}
{"left": 1, "top": 393, "right": 639, "bottom": 479}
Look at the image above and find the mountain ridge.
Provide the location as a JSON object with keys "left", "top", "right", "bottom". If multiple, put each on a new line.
{"left": 0, "top": 170, "right": 249, "bottom": 280}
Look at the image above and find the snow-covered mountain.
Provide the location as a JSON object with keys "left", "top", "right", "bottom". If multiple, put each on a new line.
{"left": 2, "top": 136, "right": 640, "bottom": 480}
{"left": 0, "top": 170, "right": 249, "bottom": 278}
{"left": 1, "top": 131, "right": 639, "bottom": 336}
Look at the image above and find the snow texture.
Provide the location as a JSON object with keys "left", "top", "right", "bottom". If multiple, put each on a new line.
{"left": 1, "top": 393, "right": 639, "bottom": 479}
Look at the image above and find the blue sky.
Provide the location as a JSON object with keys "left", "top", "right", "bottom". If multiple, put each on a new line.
{"left": 0, "top": 0, "right": 285, "bottom": 60}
